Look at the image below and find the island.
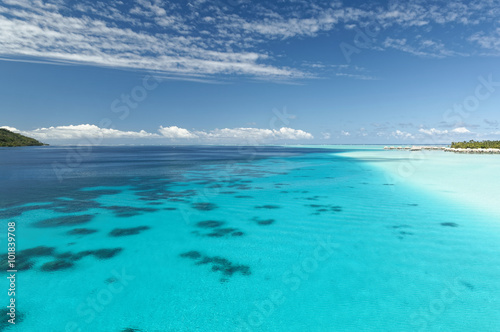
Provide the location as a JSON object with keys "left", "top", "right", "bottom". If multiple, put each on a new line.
{"left": 0, "top": 128, "right": 47, "bottom": 147}
{"left": 451, "top": 140, "right": 500, "bottom": 149}
{"left": 384, "top": 140, "right": 500, "bottom": 154}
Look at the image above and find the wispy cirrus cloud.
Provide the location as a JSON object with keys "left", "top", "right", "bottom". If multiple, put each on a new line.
{"left": 382, "top": 38, "right": 461, "bottom": 58}
{"left": 469, "top": 28, "right": 500, "bottom": 54}
{"left": 1, "top": 0, "right": 500, "bottom": 80}
{"left": 0, "top": 0, "right": 305, "bottom": 79}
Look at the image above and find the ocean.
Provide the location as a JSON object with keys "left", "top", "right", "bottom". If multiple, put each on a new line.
{"left": 1, "top": 145, "right": 499, "bottom": 331}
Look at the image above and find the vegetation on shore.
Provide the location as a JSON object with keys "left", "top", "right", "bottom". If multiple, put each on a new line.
{"left": 0, "top": 128, "right": 46, "bottom": 147}
{"left": 451, "top": 140, "right": 500, "bottom": 149}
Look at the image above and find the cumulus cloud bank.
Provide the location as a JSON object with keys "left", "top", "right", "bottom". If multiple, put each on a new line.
{"left": 419, "top": 127, "right": 472, "bottom": 135}
{"left": 157, "top": 126, "right": 313, "bottom": 141}
{"left": 158, "top": 126, "right": 198, "bottom": 139}
{"left": 2, "top": 124, "right": 158, "bottom": 140}
{"left": 392, "top": 130, "right": 414, "bottom": 139}
{"left": 2, "top": 124, "right": 313, "bottom": 143}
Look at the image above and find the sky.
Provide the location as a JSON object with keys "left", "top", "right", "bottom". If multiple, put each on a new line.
{"left": 1, "top": 0, "right": 500, "bottom": 145}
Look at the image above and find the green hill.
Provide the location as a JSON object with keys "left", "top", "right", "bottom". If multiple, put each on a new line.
{"left": 0, "top": 128, "right": 46, "bottom": 147}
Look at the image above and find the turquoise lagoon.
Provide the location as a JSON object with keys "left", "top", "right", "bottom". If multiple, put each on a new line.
{"left": 1, "top": 145, "right": 499, "bottom": 331}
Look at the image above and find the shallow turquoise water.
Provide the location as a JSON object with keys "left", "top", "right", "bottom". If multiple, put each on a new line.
{"left": 1, "top": 146, "right": 499, "bottom": 331}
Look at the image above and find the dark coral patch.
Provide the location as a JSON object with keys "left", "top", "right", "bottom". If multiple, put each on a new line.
{"left": 40, "top": 259, "right": 74, "bottom": 272}
{"left": 74, "top": 189, "right": 122, "bottom": 200}
{"left": 459, "top": 280, "right": 474, "bottom": 290}
{"left": 92, "top": 248, "right": 123, "bottom": 260}
{"left": 49, "top": 199, "right": 101, "bottom": 213}
{"left": 1, "top": 246, "right": 56, "bottom": 271}
{"left": 255, "top": 205, "right": 280, "bottom": 209}
{"left": 193, "top": 220, "right": 244, "bottom": 237}
{"left": 0, "top": 309, "right": 25, "bottom": 330}
{"left": 257, "top": 219, "right": 275, "bottom": 226}
{"left": 109, "top": 226, "right": 150, "bottom": 237}
{"left": 306, "top": 204, "right": 342, "bottom": 214}
{"left": 103, "top": 206, "right": 158, "bottom": 217}
{"left": 0, "top": 257, "right": 33, "bottom": 272}
{"left": 196, "top": 220, "right": 225, "bottom": 228}
{"left": 180, "top": 251, "right": 202, "bottom": 259}
{"left": 33, "top": 214, "right": 95, "bottom": 228}
{"left": 164, "top": 207, "right": 177, "bottom": 211}
{"left": 192, "top": 202, "right": 218, "bottom": 211}
{"left": 252, "top": 217, "right": 275, "bottom": 225}
{"left": 180, "top": 251, "right": 251, "bottom": 280}
{"left": 66, "top": 228, "right": 98, "bottom": 236}
{"left": 206, "top": 228, "right": 241, "bottom": 237}
{"left": 297, "top": 195, "right": 327, "bottom": 201}
{"left": 441, "top": 222, "right": 459, "bottom": 227}
{"left": 235, "top": 195, "right": 253, "bottom": 199}
{"left": 169, "top": 198, "right": 188, "bottom": 203}
{"left": 236, "top": 186, "right": 252, "bottom": 190}
{"left": 53, "top": 248, "right": 122, "bottom": 262}
{"left": 71, "top": 250, "right": 94, "bottom": 261}
{"left": 389, "top": 225, "right": 411, "bottom": 229}
{"left": 0, "top": 205, "right": 46, "bottom": 219}
{"left": 105, "top": 277, "right": 118, "bottom": 284}
{"left": 19, "top": 246, "right": 55, "bottom": 258}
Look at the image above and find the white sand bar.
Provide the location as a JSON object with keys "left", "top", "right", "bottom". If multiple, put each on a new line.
{"left": 336, "top": 146, "right": 500, "bottom": 218}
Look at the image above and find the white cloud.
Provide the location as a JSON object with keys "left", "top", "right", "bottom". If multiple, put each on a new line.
{"left": 383, "top": 38, "right": 459, "bottom": 58}
{"left": 419, "top": 128, "right": 448, "bottom": 135}
{"left": 192, "top": 127, "right": 313, "bottom": 141}
{"left": 335, "top": 73, "right": 376, "bottom": 80}
{"left": 1, "top": 0, "right": 499, "bottom": 81}
{"left": 3, "top": 124, "right": 313, "bottom": 143}
{"left": 451, "top": 127, "right": 471, "bottom": 134}
{"left": 0, "top": 126, "right": 20, "bottom": 132}
{"left": 321, "top": 132, "right": 331, "bottom": 139}
{"left": 468, "top": 28, "right": 500, "bottom": 53}
{"left": 392, "top": 130, "right": 414, "bottom": 139}
{"left": 11, "top": 124, "right": 159, "bottom": 140}
{"left": 0, "top": 1, "right": 305, "bottom": 79}
{"left": 419, "top": 127, "right": 472, "bottom": 135}
{"left": 158, "top": 126, "right": 198, "bottom": 139}
{"left": 341, "top": 130, "right": 351, "bottom": 136}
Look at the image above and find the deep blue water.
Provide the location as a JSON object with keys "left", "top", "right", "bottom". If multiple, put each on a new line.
{"left": 1, "top": 146, "right": 499, "bottom": 331}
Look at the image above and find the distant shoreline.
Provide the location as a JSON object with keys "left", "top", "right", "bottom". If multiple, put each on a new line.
{"left": 384, "top": 146, "right": 500, "bottom": 154}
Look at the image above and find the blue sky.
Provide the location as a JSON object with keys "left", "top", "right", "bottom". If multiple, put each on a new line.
{"left": 1, "top": 0, "right": 500, "bottom": 144}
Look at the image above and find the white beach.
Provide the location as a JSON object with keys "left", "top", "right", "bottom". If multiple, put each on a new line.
{"left": 335, "top": 146, "right": 500, "bottom": 219}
